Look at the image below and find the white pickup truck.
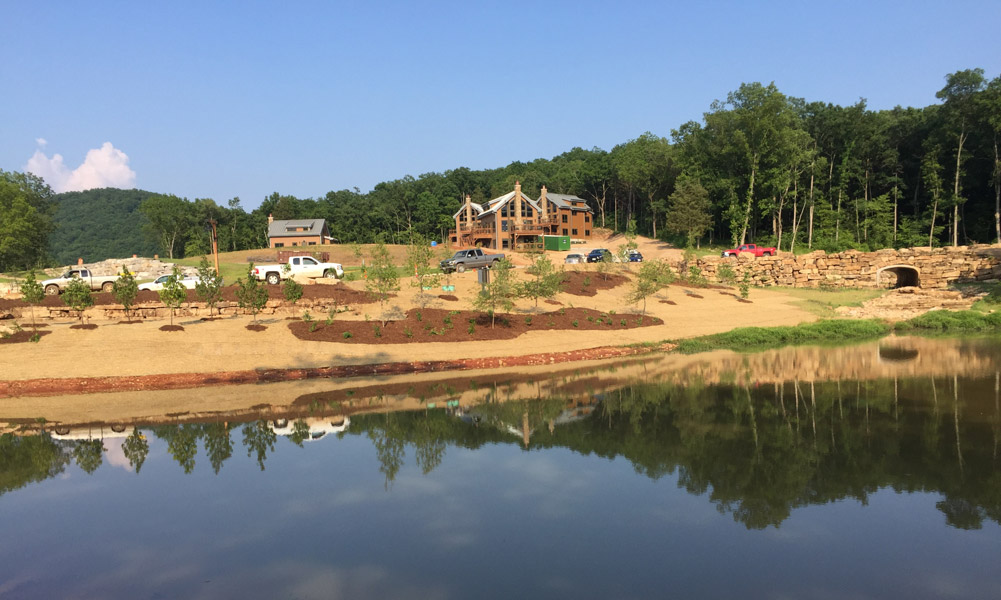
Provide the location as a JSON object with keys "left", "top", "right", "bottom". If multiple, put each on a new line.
{"left": 252, "top": 256, "right": 344, "bottom": 285}
{"left": 138, "top": 274, "right": 199, "bottom": 292}
{"left": 41, "top": 268, "right": 119, "bottom": 295}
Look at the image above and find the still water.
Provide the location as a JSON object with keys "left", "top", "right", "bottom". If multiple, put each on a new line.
{"left": 2, "top": 337, "right": 1001, "bottom": 599}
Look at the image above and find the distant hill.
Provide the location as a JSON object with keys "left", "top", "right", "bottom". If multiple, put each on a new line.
{"left": 49, "top": 188, "right": 160, "bottom": 265}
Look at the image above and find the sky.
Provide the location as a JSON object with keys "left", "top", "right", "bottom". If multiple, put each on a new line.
{"left": 2, "top": 0, "right": 1000, "bottom": 209}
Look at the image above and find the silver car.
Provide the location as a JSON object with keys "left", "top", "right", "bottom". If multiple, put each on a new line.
{"left": 565, "top": 252, "right": 585, "bottom": 264}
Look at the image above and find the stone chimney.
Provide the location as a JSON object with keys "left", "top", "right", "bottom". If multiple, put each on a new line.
{"left": 465, "top": 194, "right": 473, "bottom": 228}
{"left": 77, "top": 257, "right": 83, "bottom": 265}
{"left": 540, "top": 185, "right": 548, "bottom": 221}
{"left": 514, "top": 181, "right": 522, "bottom": 226}
{"left": 268, "top": 213, "right": 274, "bottom": 224}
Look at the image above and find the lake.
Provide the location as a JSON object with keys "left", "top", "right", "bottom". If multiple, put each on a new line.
{"left": 2, "top": 336, "right": 1000, "bottom": 599}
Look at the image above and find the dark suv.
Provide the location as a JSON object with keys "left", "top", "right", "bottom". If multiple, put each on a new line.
{"left": 586, "top": 248, "right": 612, "bottom": 263}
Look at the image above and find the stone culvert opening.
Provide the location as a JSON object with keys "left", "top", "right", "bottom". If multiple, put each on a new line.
{"left": 876, "top": 265, "right": 921, "bottom": 289}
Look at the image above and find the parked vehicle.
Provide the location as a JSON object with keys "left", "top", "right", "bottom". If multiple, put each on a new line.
{"left": 138, "top": 274, "right": 199, "bottom": 291}
{"left": 253, "top": 255, "right": 344, "bottom": 285}
{"left": 586, "top": 248, "right": 614, "bottom": 263}
{"left": 721, "top": 244, "right": 776, "bottom": 258}
{"left": 564, "top": 252, "right": 585, "bottom": 264}
{"left": 41, "top": 268, "right": 119, "bottom": 295}
{"left": 270, "top": 416, "right": 350, "bottom": 443}
{"left": 627, "top": 249, "right": 644, "bottom": 262}
{"left": 439, "top": 248, "right": 505, "bottom": 273}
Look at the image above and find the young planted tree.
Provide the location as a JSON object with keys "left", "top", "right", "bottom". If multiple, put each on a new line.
{"left": 281, "top": 263, "right": 304, "bottom": 310}
{"left": 518, "top": 255, "right": 563, "bottom": 307}
{"left": 665, "top": 177, "right": 712, "bottom": 248}
{"left": 195, "top": 256, "right": 224, "bottom": 317}
{"left": 235, "top": 263, "right": 269, "bottom": 326}
{"left": 158, "top": 265, "right": 188, "bottom": 327}
{"left": 472, "top": 258, "right": 516, "bottom": 328}
{"left": 616, "top": 219, "right": 640, "bottom": 264}
{"left": 595, "top": 250, "right": 615, "bottom": 281}
{"left": 18, "top": 270, "right": 44, "bottom": 332}
{"left": 628, "top": 259, "right": 674, "bottom": 314}
{"left": 437, "top": 245, "right": 455, "bottom": 288}
{"left": 112, "top": 268, "right": 139, "bottom": 322}
{"left": 365, "top": 242, "right": 400, "bottom": 309}
{"left": 405, "top": 231, "right": 441, "bottom": 306}
{"left": 62, "top": 277, "right": 94, "bottom": 324}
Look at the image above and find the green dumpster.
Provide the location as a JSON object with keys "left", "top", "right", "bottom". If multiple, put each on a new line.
{"left": 543, "top": 235, "right": 571, "bottom": 251}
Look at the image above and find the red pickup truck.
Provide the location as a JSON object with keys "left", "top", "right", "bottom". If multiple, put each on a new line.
{"left": 721, "top": 244, "right": 776, "bottom": 258}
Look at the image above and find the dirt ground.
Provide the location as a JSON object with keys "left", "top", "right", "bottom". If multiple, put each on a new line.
{"left": 1, "top": 261, "right": 815, "bottom": 385}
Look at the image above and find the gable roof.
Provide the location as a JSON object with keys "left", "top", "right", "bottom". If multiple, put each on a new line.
{"left": 452, "top": 202, "right": 485, "bottom": 219}
{"left": 268, "top": 219, "right": 329, "bottom": 238}
{"left": 479, "top": 191, "right": 542, "bottom": 216}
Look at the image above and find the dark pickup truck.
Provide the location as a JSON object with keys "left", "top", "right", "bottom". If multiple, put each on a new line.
{"left": 439, "top": 249, "right": 505, "bottom": 273}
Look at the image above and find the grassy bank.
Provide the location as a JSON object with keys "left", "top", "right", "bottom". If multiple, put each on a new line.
{"left": 674, "top": 320, "right": 891, "bottom": 354}
{"left": 675, "top": 309, "right": 1001, "bottom": 354}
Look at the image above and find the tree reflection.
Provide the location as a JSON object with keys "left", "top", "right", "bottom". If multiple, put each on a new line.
{"left": 121, "top": 428, "right": 149, "bottom": 474}
{"left": 203, "top": 423, "right": 234, "bottom": 474}
{"left": 242, "top": 420, "right": 276, "bottom": 471}
{"left": 72, "top": 439, "right": 104, "bottom": 474}
{"left": 0, "top": 433, "right": 69, "bottom": 496}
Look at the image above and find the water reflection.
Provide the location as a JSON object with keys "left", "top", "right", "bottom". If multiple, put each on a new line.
{"left": 4, "top": 374, "right": 1000, "bottom": 531}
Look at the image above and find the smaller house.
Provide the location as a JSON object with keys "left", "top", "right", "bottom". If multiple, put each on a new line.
{"left": 267, "top": 215, "right": 331, "bottom": 248}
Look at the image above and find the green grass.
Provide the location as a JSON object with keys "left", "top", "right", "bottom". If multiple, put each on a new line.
{"left": 674, "top": 319, "right": 892, "bottom": 354}
{"left": 893, "top": 310, "right": 1001, "bottom": 332}
{"left": 171, "top": 256, "right": 249, "bottom": 284}
{"left": 776, "top": 287, "right": 886, "bottom": 318}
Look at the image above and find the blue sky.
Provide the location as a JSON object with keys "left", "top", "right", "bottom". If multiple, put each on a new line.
{"left": 2, "top": 1, "right": 999, "bottom": 209}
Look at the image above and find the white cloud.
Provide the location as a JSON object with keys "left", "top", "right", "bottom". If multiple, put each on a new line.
{"left": 25, "top": 141, "right": 136, "bottom": 193}
{"left": 35, "top": 137, "right": 47, "bottom": 147}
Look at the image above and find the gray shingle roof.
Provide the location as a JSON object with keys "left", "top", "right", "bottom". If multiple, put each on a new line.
{"left": 545, "top": 193, "right": 593, "bottom": 212}
{"left": 268, "top": 219, "right": 329, "bottom": 238}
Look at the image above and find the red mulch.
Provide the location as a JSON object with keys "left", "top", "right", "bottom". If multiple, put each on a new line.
{"left": 0, "top": 330, "right": 51, "bottom": 344}
{"left": 288, "top": 307, "right": 661, "bottom": 344}
{"left": 438, "top": 294, "right": 459, "bottom": 301}
{"left": 69, "top": 324, "right": 98, "bottom": 330}
{"left": 544, "top": 299, "right": 563, "bottom": 305}
{"left": 685, "top": 293, "right": 704, "bottom": 299}
{"left": 246, "top": 324, "right": 267, "bottom": 331}
{"left": 560, "top": 271, "right": 629, "bottom": 297}
{"left": 159, "top": 325, "right": 184, "bottom": 331}
{"left": 658, "top": 299, "right": 677, "bottom": 305}
{"left": 0, "top": 283, "right": 381, "bottom": 309}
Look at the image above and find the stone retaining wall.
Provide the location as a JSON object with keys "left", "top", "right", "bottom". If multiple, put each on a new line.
{"left": 694, "top": 245, "right": 1001, "bottom": 289}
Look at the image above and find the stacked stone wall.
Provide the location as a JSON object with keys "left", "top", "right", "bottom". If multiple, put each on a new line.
{"left": 694, "top": 245, "right": 1001, "bottom": 289}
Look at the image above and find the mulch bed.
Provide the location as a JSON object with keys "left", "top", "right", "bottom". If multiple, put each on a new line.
{"left": 69, "top": 324, "right": 98, "bottom": 330}
{"left": 560, "top": 271, "right": 629, "bottom": 297}
{"left": 438, "top": 294, "right": 458, "bottom": 301}
{"left": 159, "top": 325, "right": 184, "bottom": 331}
{"left": 288, "top": 307, "right": 661, "bottom": 344}
{"left": 246, "top": 324, "right": 267, "bottom": 331}
{"left": 544, "top": 299, "right": 563, "bottom": 306}
{"left": 0, "top": 283, "right": 382, "bottom": 310}
{"left": 658, "top": 299, "right": 677, "bottom": 305}
{"left": 0, "top": 330, "right": 51, "bottom": 344}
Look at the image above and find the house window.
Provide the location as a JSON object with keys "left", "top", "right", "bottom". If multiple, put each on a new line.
{"left": 502, "top": 239, "right": 509, "bottom": 249}
{"left": 585, "top": 214, "right": 590, "bottom": 223}
{"left": 275, "top": 243, "right": 285, "bottom": 248}
{"left": 562, "top": 228, "right": 568, "bottom": 236}
{"left": 585, "top": 230, "right": 590, "bottom": 237}
{"left": 572, "top": 228, "right": 578, "bottom": 236}
{"left": 292, "top": 242, "right": 298, "bottom": 247}
{"left": 308, "top": 242, "right": 316, "bottom": 246}
{"left": 562, "top": 214, "right": 568, "bottom": 223}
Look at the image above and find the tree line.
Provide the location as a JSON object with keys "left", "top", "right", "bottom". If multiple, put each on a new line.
{"left": 2, "top": 67, "right": 998, "bottom": 271}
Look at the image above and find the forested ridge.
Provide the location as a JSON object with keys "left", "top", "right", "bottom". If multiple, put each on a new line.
{"left": 3, "top": 68, "right": 999, "bottom": 269}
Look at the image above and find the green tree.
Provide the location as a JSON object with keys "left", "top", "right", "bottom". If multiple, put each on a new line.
{"left": 665, "top": 177, "right": 713, "bottom": 247}
{"left": 62, "top": 277, "right": 94, "bottom": 324}
{"left": 518, "top": 255, "right": 563, "bottom": 307}
{"left": 112, "top": 268, "right": 139, "bottom": 322}
{"left": 235, "top": 263, "right": 269, "bottom": 325}
{"left": 19, "top": 270, "right": 44, "bottom": 332}
{"left": 922, "top": 146, "right": 946, "bottom": 247}
{"left": 242, "top": 420, "right": 277, "bottom": 471}
{"left": 281, "top": 264, "right": 304, "bottom": 309}
{"left": 629, "top": 259, "right": 674, "bottom": 314}
{"left": 121, "top": 428, "right": 149, "bottom": 474}
{"left": 195, "top": 256, "right": 224, "bottom": 317}
{"left": 405, "top": 231, "right": 441, "bottom": 306}
{"left": 365, "top": 242, "right": 400, "bottom": 309}
{"left": 290, "top": 419, "right": 311, "bottom": 447}
{"left": 0, "top": 170, "right": 54, "bottom": 271}
{"left": 936, "top": 69, "right": 986, "bottom": 246}
{"left": 158, "top": 265, "right": 188, "bottom": 327}
{"left": 203, "top": 423, "right": 234, "bottom": 474}
{"left": 140, "top": 194, "right": 192, "bottom": 259}
{"left": 472, "top": 258, "right": 516, "bottom": 327}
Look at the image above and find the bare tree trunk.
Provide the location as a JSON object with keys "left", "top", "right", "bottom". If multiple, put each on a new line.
{"left": 929, "top": 194, "right": 939, "bottom": 248}
{"left": 893, "top": 181, "right": 899, "bottom": 245}
{"left": 806, "top": 164, "right": 815, "bottom": 250}
{"left": 953, "top": 129, "right": 968, "bottom": 247}
{"left": 739, "top": 155, "right": 758, "bottom": 246}
{"left": 835, "top": 188, "right": 842, "bottom": 243}
{"left": 994, "top": 137, "right": 1001, "bottom": 243}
